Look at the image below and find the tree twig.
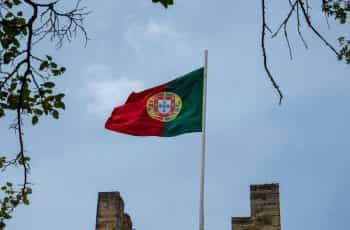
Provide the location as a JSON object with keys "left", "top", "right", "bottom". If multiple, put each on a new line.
{"left": 262, "top": 0, "right": 283, "bottom": 105}
{"left": 298, "top": 0, "right": 339, "bottom": 56}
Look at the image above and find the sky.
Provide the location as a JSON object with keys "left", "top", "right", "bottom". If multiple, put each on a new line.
{"left": 1, "top": 0, "right": 350, "bottom": 229}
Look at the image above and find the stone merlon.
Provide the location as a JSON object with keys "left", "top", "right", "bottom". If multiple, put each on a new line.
{"left": 95, "top": 192, "right": 133, "bottom": 230}
{"left": 232, "top": 183, "right": 281, "bottom": 230}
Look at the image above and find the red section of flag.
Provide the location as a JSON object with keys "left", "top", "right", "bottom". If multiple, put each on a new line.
{"left": 105, "top": 83, "right": 166, "bottom": 136}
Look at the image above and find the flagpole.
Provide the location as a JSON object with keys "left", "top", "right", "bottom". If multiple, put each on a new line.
{"left": 199, "top": 49, "right": 208, "bottom": 230}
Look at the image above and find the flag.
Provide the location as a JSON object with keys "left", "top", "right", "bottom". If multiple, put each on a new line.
{"left": 105, "top": 68, "right": 204, "bottom": 137}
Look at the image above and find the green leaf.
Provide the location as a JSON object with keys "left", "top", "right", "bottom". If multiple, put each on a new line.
{"left": 54, "top": 101, "right": 65, "bottom": 109}
{"left": 1, "top": 39, "right": 11, "bottom": 49}
{"left": 152, "top": 0, "right": 174, "bottom": 8}
{"left": 9, "top": 82, "right": 17, "bottom": 91}
{"left": 26, "top": 188, "right": 32, "bottom": 195}
{"left": 23, "top": 197, "right": 30, "bottom": 205}
{"left": 23, "top": 156, "right": 31, "bottom": 163}
{"left": 0, "top": 221, "right": 6, "bottom": 228}
{"left": 43, "top": 82, "right": 55, "bottom": 88}
{"left": 3, "top": 52, "right": 13, "bottom": 64}
{"left": 52, "top": 110, "right": 59, "bottom": 119}
{"left": 39, "top": 61, "right": 49, "bottom": 71}
{"left": 13, "top": 0, "right": 22, "bottom": 5}
{"left": 4, "top": 0, "right": 13, "bottom": 8}
{"left": 5, "top": 12, "right": 13, "bottom": 18}
{"left": 32, "top": 116, "right": 39, "bottom": 125}
{"left": 33, "top": 108, "right": 43, "bottom": 115}
{"left": 10, "top": 199, "right": 19, "bottom": 207}
{"left": 55, "top": 93, "right": 65, "bottom": 100}
{"left": 3, "top": 212, "right": 11, "bottom": 219}
{"left": 0, "top": 108, "right": 5, "bottom": 118}
{"left": 50, "top": 62, "right": 58, "bottom": 68}
{"left": 0, "top": 158, "right": 4, "bottom": 168}
{"left": 52, "top": 69, "right": 61, "bottom": 76}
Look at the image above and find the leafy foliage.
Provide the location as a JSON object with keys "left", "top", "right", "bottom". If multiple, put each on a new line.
{"left": 152, "top": 0, "right": 174, "bottom": 8}
{"left": 322, "top": 0, "right": 350, "bottom": 63}
{"left": 0, "top": 0, "right": 349, "bottom": 228}
{"left": 0, "top": 0, "right": 88, "bottom": 228}
{"left": 0, "top": 0, "right": 169, "bottom": 227}
{"left": 323, "top": 0, "right": 350, "bottom": 23}
{"left": 338, "top": 36, "right": 350, "bottom": 63}
{"left": 153, "top": 0, "right": 350, "bottom": 102}
{"left": 261, "top": 0, "right": 350, "bottom": 103}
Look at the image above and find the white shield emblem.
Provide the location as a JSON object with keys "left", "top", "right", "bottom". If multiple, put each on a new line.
{"left": 158, "top": 99, "right": 171, "bottom": 114}
{"left": 147, "top": 92, "right": 183, "bottom": 122}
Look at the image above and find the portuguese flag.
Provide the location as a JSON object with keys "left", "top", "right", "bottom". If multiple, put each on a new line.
{"left": 105, "top": 68, "right": 204, "bottom": 137}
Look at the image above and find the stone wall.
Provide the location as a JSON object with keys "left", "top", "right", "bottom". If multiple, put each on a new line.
{"left": 95, "top": 184, "right": 280, "bottom": 230}
{"left": 95, "top": 192, "right": 133, "bottom": 230}
{"left": 232, "top": 184, "right": 281, "bottom": 230}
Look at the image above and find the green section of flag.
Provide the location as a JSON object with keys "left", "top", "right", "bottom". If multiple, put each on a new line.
{"left": 163, "top": 68, "right": 204, "bottom": 136}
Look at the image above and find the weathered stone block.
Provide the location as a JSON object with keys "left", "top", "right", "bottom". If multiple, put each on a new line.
{"left": 232, "top": 184, "right": 281, "bottom": 230}
{"left": 95, "top": 192, "right": 133, "bottom": 230}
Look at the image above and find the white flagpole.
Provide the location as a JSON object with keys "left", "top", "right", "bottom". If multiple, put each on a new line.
{"left": 199, "top": 49, "right": 208, "bottom": 230}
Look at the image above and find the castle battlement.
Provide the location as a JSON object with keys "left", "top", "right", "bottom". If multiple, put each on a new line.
{"left": 232, "top": 184, "right": 281, "bottom": 230}
{"left": 95, "top": 192, "right": 133, "bottom": 230}
{"left": 95, "top": 184, "right": 281, "bottom": 230}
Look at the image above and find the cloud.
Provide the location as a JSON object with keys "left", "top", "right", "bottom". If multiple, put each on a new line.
{"left": 143, "top": 20, "right": 178, "bottom": 39}
{"left": 124, "top": 19, "right": 193, "bottom": 59}
{"left": 83, "top": 65, "right": 144, "bottom": 118}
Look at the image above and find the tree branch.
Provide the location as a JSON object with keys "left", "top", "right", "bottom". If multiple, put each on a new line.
{"left": 262, "top": 0, "right": 283, "bottom": 105}
{"left": 298, "top": 0, "right": 340, "bottom": 56}
{"left": 0, "top": 0, "right": 88, "bottom": 226}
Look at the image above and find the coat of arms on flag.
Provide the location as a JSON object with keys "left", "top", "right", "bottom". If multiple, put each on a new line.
{"left": 146, "top": 92, "right": 182, "bottom": 122}
{"left": 105, "top": 50, "right": 209, "bottom": 230}
{"left": 105, "top": 67, "right": 204, "bottom": 137}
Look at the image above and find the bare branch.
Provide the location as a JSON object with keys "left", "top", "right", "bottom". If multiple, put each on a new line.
{"left": 298, "top": 0, "right": 340, "bottom": 56}
{"left": 1, "top": 1, "right": 88, "bottom": 225}
{"left": 296, "top": 2, "right": 309, "bottom": 49}
{"left": 0, "top": 59, "right": 26, "bottom": 91}
{"left": 262, "top": 0, "right": 283, "bottom": 105}
{"left": 270, "top": 1, "right": 298, "bottom": 60}
{"left": 32, "top": 0, "right": 90, "bottom": 48}
{"left": 272, "top": 1, "right": 298, "bottom": 38}
{"left": 284, "top": 23, "right": 293, "bottom": 59}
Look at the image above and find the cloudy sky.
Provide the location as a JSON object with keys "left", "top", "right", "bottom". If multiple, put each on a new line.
{"left": 1, "top": 0, "right": 350, "bottom": 229}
